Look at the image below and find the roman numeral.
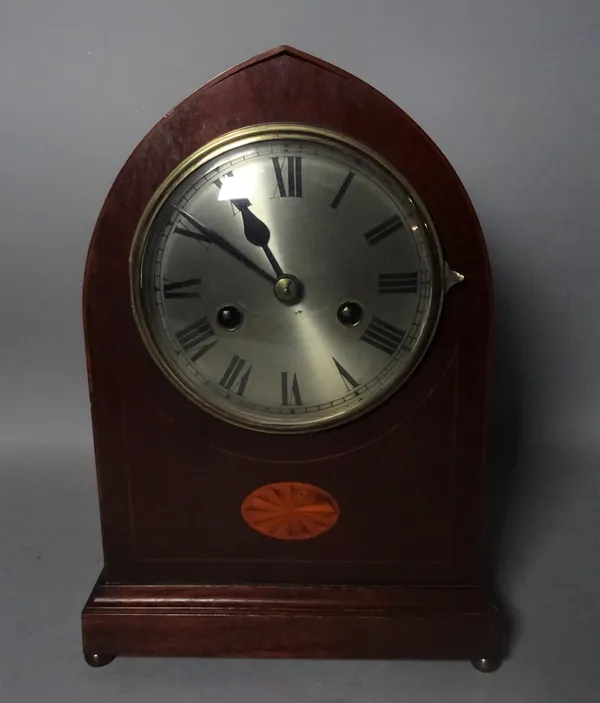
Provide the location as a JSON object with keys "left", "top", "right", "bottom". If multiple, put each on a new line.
{"left": 272, "top": 157, "right": 302, "bottom": 198}
{"left": 361, "top": 317, "right": 405, "bottom": 356}
{"left": 176, "top": 317, "right": 217, "bottom": 361}
{"left": 332, "top": 358, "right": 359, "bottom": 392}
{"left": 281, "top": 372, "right": 302, "bottom": 406}
{"left": 213, "top": 171, "right": 234, "bottom": 189}
{"left": 219, "top": 355, "right": 252, "bottom": 396}
{"left": 364, "top": 215, "right": 403, "bottom": 246}
{"left": 174, "top": 225, "right": 212, "bottom": 245}
{"left": 378, "top": 272, "right": 418, "bottom": 294}
{"left": 330, "top": 171, "right": 355, "bottom": 209}
{"left": 213, "top": 171, "right": 240, "bottom": 217}
{"left": 163, "top": 277, "right": 202, "bottom": 299}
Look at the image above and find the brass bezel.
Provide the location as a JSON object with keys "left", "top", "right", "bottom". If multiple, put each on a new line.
{"left": 129, "top": 123, "right": 447, "bottom": 433}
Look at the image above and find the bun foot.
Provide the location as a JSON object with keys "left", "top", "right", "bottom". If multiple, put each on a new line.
{"left": 471, "top": 656, "right": 502, "bottom": 673}
{"left": 84, "top": 653, "right": 115, "bottom": 668}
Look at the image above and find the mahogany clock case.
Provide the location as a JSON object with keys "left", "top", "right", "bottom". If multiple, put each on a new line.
{"left": 82, "top": 46, "right": 507, "bottom": 667}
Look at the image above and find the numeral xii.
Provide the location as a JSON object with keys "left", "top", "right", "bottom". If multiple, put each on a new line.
{"left": 272, "top": 157, "right": 302, "bottom": 197}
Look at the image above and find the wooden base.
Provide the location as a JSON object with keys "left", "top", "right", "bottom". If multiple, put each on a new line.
{"left": 82, "top": 574, "right": 507, "bottom": 668}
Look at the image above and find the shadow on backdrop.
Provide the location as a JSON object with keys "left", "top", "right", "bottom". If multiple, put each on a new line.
{"left": 484, "top": 261, "right": 525, "bottom": 656}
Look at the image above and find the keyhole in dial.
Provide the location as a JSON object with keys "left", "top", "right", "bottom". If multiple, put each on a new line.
{"left": 337, "top": 301, "right": 364, "bottom": 327}
{"left": 217, "top": 305, "right": 243, "bottom": 331}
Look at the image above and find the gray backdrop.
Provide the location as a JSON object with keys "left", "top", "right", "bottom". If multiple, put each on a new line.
{"left": 1, "top": 1, "right": 599, "bottom": 701}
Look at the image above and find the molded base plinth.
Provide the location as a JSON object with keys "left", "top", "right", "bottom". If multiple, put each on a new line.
{"left": 82, "top": 575, "right": 507, "bottom": 667}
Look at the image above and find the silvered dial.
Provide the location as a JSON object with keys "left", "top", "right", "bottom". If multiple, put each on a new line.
{"left": 131, "top": 126, "right": 445, "bottom": 431}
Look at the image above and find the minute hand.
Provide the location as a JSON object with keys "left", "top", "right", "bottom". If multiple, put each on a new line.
{"left": 173, "top": 207, "right": 277, "bottom": 284}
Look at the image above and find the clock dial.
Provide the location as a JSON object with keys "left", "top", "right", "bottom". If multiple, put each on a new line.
{"left": 131, "top": 126, "right": 444, "bottom": 431}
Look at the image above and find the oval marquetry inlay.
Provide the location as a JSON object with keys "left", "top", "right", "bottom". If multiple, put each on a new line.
{"left": 241, "top": 482, "right": 339, "bottom": 540}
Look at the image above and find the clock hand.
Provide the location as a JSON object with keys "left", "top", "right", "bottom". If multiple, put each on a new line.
{"left": 231, "top": 199, "right": 285, "bottom": 278}
{"left": 173, "top": 206, "right": 277, "bottom": 285}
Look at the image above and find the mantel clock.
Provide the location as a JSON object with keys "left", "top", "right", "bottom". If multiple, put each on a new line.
{"left": 81, "top": 46, "right": 507, "bottom": 671}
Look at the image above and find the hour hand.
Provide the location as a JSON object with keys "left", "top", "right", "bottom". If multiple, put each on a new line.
{"left": 232, "top": 199, "right": 285, "bottom": 278}
{"left": 173, "top": 206, "right": 277, "bottom": 284}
